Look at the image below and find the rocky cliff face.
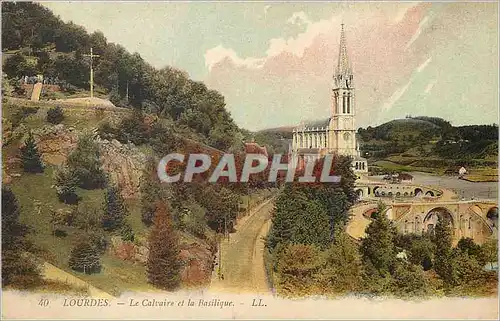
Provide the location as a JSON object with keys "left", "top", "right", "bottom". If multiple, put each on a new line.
{"left": 24, "top": 124, "right": 146, "bottom": 199}
{"left": 98, "top": 138, "right": 147, "bottom": 199}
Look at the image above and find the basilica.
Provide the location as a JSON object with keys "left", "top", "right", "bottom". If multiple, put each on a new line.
{"left": 291, "top": 24, "right": 368, "bottom": 173}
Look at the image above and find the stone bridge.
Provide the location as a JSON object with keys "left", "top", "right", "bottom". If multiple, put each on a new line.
{"left": 354, "top": 182, "right": 442, "bottom": 199}
{"left": 361, "top": 200, "right": 498, "bottom": 245}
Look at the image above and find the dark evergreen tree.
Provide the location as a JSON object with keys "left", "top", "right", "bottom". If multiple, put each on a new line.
{"left": 321, "top": 230, "right": 362, "bottom": 293}
{"left": 68, "top": 237, "right": 102, "bottom": 274}
{"left": 147, "top": 202, "right": 182, "bottom": 290}
{"left": 456, "top": 237, "right": 485, "bottom": 265}
{"left": 20, "top": 131, "right": 44, "bottom": 173}
{"left": 2, "top": 188, "right": 41, "bottom": 287}
{"left": 360, "top": 203, "right": 397, "bottom": 276}
{"left": 67, "top": 132, "right": 106, "bottom": 189}
{"left": 102, "top": 185, "right": 129, "bottom": 231}
{"left": 54, "top": 165, "right": 80, "bottom": 204}
{"left": 433, "top": 214, "right": 454, "bottom": 285}
{"left": 140, "top": 156, "right": 168, "bottom": 226}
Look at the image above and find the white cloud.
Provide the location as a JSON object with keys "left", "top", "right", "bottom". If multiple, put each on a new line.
{"left": 205, "top": 12, "right": 339, "bottom": 70}
{"left": 405, "top": 15, "right": 429, "bottom": 50}
{"left": 286, "top": 11, "right": 312, "bottom": 26}
{"left": 204, "top": 45, "right": 265, "bottom": 71}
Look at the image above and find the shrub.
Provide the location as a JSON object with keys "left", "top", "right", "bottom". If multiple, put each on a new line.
{"left": 68, "top": 237, "right": 102, "bottom": 274}
{"left": 276, "top": 243, "right": 324, "bottom": 296}
{"left": 97, "top": 121, "right": 117, "bottom": 141}
{"left": 182, "top": 203, "right": 207, "bottom": 238}
{"left": 46, "top": 106, "right": 64, "bottom": 124}
{"left": 11, "top": 107, "right": 39, "bottom": 128}
{"left": 390, "top": 261, "right": 432, "bottom": 297}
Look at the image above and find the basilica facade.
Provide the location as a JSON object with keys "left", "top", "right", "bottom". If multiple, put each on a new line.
{"left": 291, "top": 24, "right": 367, "bottom": 173}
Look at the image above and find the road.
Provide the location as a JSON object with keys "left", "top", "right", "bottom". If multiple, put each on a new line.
{"left": 346, "top": 202, "right": 377, "bottom": 240}
{"left": 209, "top": 198, "right": 275, "bottom": 294}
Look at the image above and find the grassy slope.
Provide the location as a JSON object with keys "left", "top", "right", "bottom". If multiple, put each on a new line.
{"left": 3, "top": 98, "right": 156, "bottom": 295}
{"left": 3, "top": 98, "right": 278, "bottom": 295}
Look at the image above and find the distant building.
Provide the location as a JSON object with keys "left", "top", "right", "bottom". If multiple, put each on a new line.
{"left": 458, "top": 166, "right": 467, "bottom": 178}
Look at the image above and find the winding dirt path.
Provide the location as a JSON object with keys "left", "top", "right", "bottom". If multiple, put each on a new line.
{"left": 209, "top": 198, "right": 275, "bottom": 294}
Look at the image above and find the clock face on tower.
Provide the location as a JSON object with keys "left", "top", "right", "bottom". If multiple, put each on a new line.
{"left": 343, "top": 132, "right": 350, "bottom": 141}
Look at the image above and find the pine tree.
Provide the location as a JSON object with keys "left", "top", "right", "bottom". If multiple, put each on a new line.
{"left": 147, "top": 202, "right": 182, "bottom": 290}
{"left": 140, "top": 156, "right": 166, "bottom": 226}
{"left": 2, "top": 188, "right": 41, "bottom": 287}
{"left": 265, "top": 185, "right": 300, "bottom": 251}
{"left": 54, "top": 165, "right": 79, "bottom": 204}
{"left": 433, "top": 214, "right": 454, "bottom": 285}
{"left": 102, "top": 185, "right": 129, "bottom": 231}
{"left": 360, "top": 203, "right": 397, "bottom": 276}
{"left": 68, "top": 237, "right": 102, "bottom": 274}
{"left": 20, "top": 131, "right": 44, "bottom": 173}
{"left": 321, "top": 230, "right": 362, "bottom": 294}
{"left": 67, "top": 132, "right": 106, "bottom": 189}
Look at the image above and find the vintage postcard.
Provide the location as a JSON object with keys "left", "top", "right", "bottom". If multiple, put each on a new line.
{"left": 1, "top": 1, "right": 499, "bottom": 319}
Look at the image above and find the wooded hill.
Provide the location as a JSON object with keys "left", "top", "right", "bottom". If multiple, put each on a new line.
{"left": 2, "top": 2, "right": 244, "bottom": 152}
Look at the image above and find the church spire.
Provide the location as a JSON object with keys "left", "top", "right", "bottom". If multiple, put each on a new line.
{"left": 334, "top": 23, "right": 353, "bottom": 88}
{"left": 336, "top": 23, "right": 351, "bottom": 76}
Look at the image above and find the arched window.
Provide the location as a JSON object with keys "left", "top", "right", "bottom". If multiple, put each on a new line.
{"left": 347, "top": 93, "right": 351, "bottom": 114}
{"left": 342, "top": 94, "right": 346, "bottom": 113}
{"left": 355, "top": 162, "right": 359, "bottom": 170}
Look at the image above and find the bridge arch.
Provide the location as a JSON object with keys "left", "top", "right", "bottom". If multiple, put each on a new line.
{"left": 356, "top": 189, "right": 363, "bottom": 198}
{"left": 486, "top": 206, "right": 498, "bottom": 228}
{"left": 424, "top": 207, "right": 454, "bottom": 234}
{"left": 425, "top": 191, "right": 435, "bottom": 197}
{"left": 373, "top": 186, "right": 380, "bottom": 196}
{"left": 414, "top": 188, "right": 423, "bottom": 196}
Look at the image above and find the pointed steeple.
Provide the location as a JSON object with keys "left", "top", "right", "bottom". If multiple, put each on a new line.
{"left": 336, "top": 23, "right": 351, "bottom": 76}
{"left": 333, "top": 23, "right": 353, "bottom": 88}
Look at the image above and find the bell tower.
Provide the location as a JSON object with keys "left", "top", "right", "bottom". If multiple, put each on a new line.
{"left": 330, "top": 24, "right": 358, "bottom": 157}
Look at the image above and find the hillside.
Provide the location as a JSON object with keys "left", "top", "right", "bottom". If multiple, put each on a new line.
{"left": 1, "top": 2, "right": 278, "bottom": 296}
{"left": 257, "top": 116, "right": 498, "bottom": 180}
{"left": 358, "top": 117, "right": 498, "bottom": 179}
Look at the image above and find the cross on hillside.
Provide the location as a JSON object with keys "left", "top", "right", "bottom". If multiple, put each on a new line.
{"left": 83, "top": 47, "right": 100, "bottom": 98}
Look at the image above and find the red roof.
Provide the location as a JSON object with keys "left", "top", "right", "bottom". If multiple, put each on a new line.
{"left": 244, "top": 142, "right": 268, "bottom": 157}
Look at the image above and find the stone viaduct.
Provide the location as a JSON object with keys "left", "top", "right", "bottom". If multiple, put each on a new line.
{"left": 360, "top": 200, "right": 498, "bottom": 245}
{"left": 354, "top": 182, "right": 442, "bottom": 199}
